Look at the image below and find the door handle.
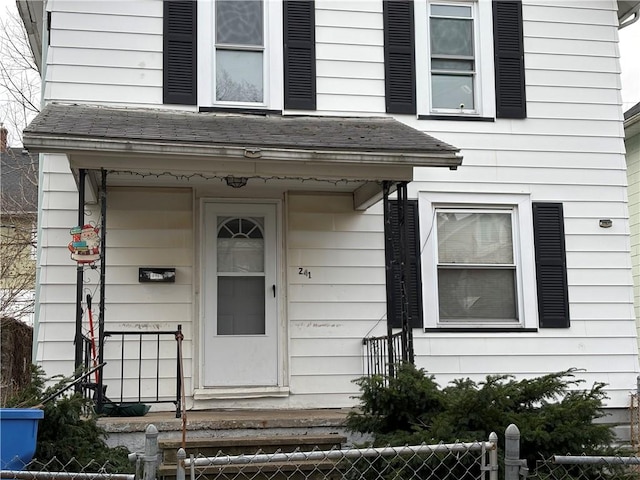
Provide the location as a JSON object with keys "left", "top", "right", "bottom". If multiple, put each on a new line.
{"left": 272, "top": 285, "right": 276, "bottom": 297}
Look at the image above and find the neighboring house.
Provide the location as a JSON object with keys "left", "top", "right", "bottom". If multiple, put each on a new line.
{"left": 0, "top": 125, "right": 38, "bottom": 325}
{"left": 626, "top": 102, "right": 640, "bottom": 353}
{"left": 18, "top": 0, "right": 640, "bottom": 435}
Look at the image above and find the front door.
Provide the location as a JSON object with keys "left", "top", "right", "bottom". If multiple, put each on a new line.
{"left": 202, "top": 202, "right": 278, "bottom": 387}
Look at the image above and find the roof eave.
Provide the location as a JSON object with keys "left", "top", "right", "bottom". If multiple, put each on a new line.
{"left": 618, "top": 0, "right": 640, "bottom": 27}
{"left": 22, "top": 133, "right": 464, "bottom": 170}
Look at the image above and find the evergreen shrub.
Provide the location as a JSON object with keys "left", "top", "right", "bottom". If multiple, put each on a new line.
{"left": 347, "top": 363, "right": 616, "bottom": 466}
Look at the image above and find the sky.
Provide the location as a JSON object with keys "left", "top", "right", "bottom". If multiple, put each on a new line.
{"left": 0, "top": 0, "right": 639, "bottom": 145}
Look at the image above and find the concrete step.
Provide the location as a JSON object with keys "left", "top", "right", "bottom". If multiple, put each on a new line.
{"left": 160, "top": 434, "right": 347, "bottom": 463}
{"left": 158, "top": 459, "right": 344, "bottom": 480}
{"left": 158, "top": 434, "right": 346, "bottom": 480}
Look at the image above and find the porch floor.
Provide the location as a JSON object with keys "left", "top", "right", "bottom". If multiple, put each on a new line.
{"left": 98, "top": 408, "right": 352, "bottom": 434}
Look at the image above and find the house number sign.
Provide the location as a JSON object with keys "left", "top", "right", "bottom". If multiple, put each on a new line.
{"left": 298, "top": 267, "right": 312, "bottom": 279}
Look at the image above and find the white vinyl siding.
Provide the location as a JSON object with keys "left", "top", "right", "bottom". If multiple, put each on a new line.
{"left": 35, "top": 179, "right": 194, "bottom": 402}
{"left": 313, "top": 1, "right": 385, "bottom": 114}
{"left": 34, "top": 0, "right": 639, "bottom": 415}
{"left": 45, "top": 1, "right": 164, "bottom": 107}
{"left": 401, "top": 0, "right": 635, "bottom": 409}
{"left": 626, "top": 130, "right": 640, "bottom": 352}
{"left": 287, "top": 194, "right": 386, "bottom": 406}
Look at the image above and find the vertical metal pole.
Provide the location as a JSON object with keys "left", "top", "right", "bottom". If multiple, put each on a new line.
{"left": 489, "top": 431, "right": 498, "bottom": 480}
{"left": 397, "top": 182, "right": 414, "bottom": 363}
{"left": 382, "top": 181, "right": 395, "bottom": 378}
{"left": 143, "top": 424, "right": 159, "bottom": 480}
{"left": 97, "top": 169, "right": 107, "bottom": 410}
{"left": 504, "top": 424, "right": 521, "bottom": 480}
{"left": 176, "top": 448, "right": 186, "bottom": 480}
{"left": 74, "top": 169, "right": 87, "bottom": 382}
{"left": 176, "top": 324, "right": 183, "bottom": 419}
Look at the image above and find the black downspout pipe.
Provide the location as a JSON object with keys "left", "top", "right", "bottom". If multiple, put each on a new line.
{"left": 74, "top": 169, "right": 86, "bottom": 390}
{"left": 382, "top": 181, "right": 395, "bottom": 378}
{"left": 97, "top": 169, "right": 107, "bottom": 412}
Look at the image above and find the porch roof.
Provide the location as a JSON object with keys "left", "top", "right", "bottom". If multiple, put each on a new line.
{"left": 23, "top": 103, "right": 462, "bottom": 209}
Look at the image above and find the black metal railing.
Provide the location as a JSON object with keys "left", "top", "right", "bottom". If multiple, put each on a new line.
{"left": 85, "top": 325, "right": 183, "bottom": 418}
{"left": 362, "top": 331, "right": 403, "bottom": 380}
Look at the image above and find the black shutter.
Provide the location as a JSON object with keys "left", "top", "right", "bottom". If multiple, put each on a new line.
{"left": 383, "top": 0, "right": 416, "bottom": 114}
{"left": 493, "top": 0, "right": 526, "bottom": 118}
{"left": 284, "top": 1, "right": 316, "bottom": 110}
{"left": 163, "top": 1, "right": 197, "bottom": 105}
{"left": 386, "top": 200, "right": 423, "bottom": 328}
{"left": 533, "top": 203, "right": 569, "bottom": 328}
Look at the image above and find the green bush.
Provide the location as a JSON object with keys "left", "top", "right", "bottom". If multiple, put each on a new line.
{"left": 4, "top": 365, "right": 132, "bottom": 472}
{"left": 347, "top": 363, "right": 616, "bottom": 466}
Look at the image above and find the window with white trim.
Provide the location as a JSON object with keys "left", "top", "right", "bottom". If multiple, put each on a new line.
{"left": 430, "top": 4, "right": 475, "bottom": 110}
{"left": 215, "top": 1, "right": 265, "bottom": 103}
{"left": 420, "top": 193, "right": 537, "bottom": 328}
{"left": 415, "top": 0, "right": 495, "bottom": 117}
{"left": 198, "top": 0, "right": 283, "bottom": 108}
{"left": 436, "top": 209, "right": 516, "bottom": 321}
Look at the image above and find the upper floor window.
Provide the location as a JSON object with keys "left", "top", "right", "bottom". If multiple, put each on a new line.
{"left": 198, "top": 0, "right": 283, "bottom": 109}
{"left": 414, "top": 0, "right": 496, "bottom": 117}
{"left": 429, "top": 4, "right": 475, "bottom": 111}
{"left": 215, "top": 1, "right": 264, "bottom": 103}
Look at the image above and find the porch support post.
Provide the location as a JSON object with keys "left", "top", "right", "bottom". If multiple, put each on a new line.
{"left": 382, "top": 181, "right": 395, "bottom": 378}
{"left": 397, "top": 182, "right": 414, "bottom": 364}
{"left": 74, "top": 169, "right": 87, "bottom": 381}
{"left": 97, "top": 169, "right": 107, "bottom": 411}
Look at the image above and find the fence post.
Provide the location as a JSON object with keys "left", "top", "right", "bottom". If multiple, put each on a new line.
{"left": 143, "top": 424, "right": 159, "bottom": 480}
{"left": 489, "top": 431, "right": 499, "bottom": 480}
{"left": 504, "top": 424, "right": 521, "bottom": 480}
{"left": 176, "top": 448, "right": 186, "bottom": 480}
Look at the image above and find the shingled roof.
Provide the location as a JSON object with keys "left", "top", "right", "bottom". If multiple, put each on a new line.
{"left": 1, "top": 143, "right": 38, "bottom": 216}
{"left": 23, "top": 103, "right": 461, "bottom": 168}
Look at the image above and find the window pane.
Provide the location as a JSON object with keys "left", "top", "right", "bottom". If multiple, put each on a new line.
{"left": 217, "top": 217, "right": 265, "bottom": 271}
{"left": 438, "top": 268, "right": 517, "bottom": 321}
{"left": 431, "top": 4, "right": 472, "bottom": 18}
{"left": 431, "top": 59, "right": 474, "bottom": 71}
{"left": 217, "top": 238, "right": 264, "bottom": 272}
{"left": 216, "top": 0, "right": 263, "bottom": 46}
{"left": 437, "top": 212, "right": 513, "bottom": 264}
{"left": 218, "top": 276, "right": 265, "bottom": 334}
{"left": 430, "top": 18, "right": 473, "bottom": 56}
{"left": 431, "top": 74, "right": 474, "bottom": 109}
{"left": 216, "top": 50, "right": 263, "bottom": 102}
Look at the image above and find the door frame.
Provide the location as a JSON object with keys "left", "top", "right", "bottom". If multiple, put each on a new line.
{"left": 197, "top": 198, "right": 287, "bottom": 396}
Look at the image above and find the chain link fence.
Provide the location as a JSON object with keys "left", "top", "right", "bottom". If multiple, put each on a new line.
{"left": 179, "top": 437, "right": 499, "bottom": 480}
{"left": 530, "top": 455, "right": 640, "bottom": 480}
{"left": 7, "top": 423, "right": 640, "bottom": 480}
{"left": 0, "top": 457, "right": 135, "bottom": 480}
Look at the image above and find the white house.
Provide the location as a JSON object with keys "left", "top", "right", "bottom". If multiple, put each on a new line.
{"left": 19, "top": 0, "right": 640, "bottom": 435}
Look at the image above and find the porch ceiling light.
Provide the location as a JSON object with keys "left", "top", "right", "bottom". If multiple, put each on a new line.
{"left": 225, "top": 176, "right": 248, "bottom": 188}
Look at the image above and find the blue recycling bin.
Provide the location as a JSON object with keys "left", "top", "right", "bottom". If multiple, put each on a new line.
{"left": 0, "top": 408, "right": 44, "bottom": 470}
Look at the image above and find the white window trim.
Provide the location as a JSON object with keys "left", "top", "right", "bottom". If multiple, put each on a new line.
{"left": 419, "top": 192, "right": 538, "bottom": 329}
{"left": 415, "top": 0, "right": 495, "bottom": 117}
{"left": 197, "top": 0, "right": 283, "bottom": 109}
